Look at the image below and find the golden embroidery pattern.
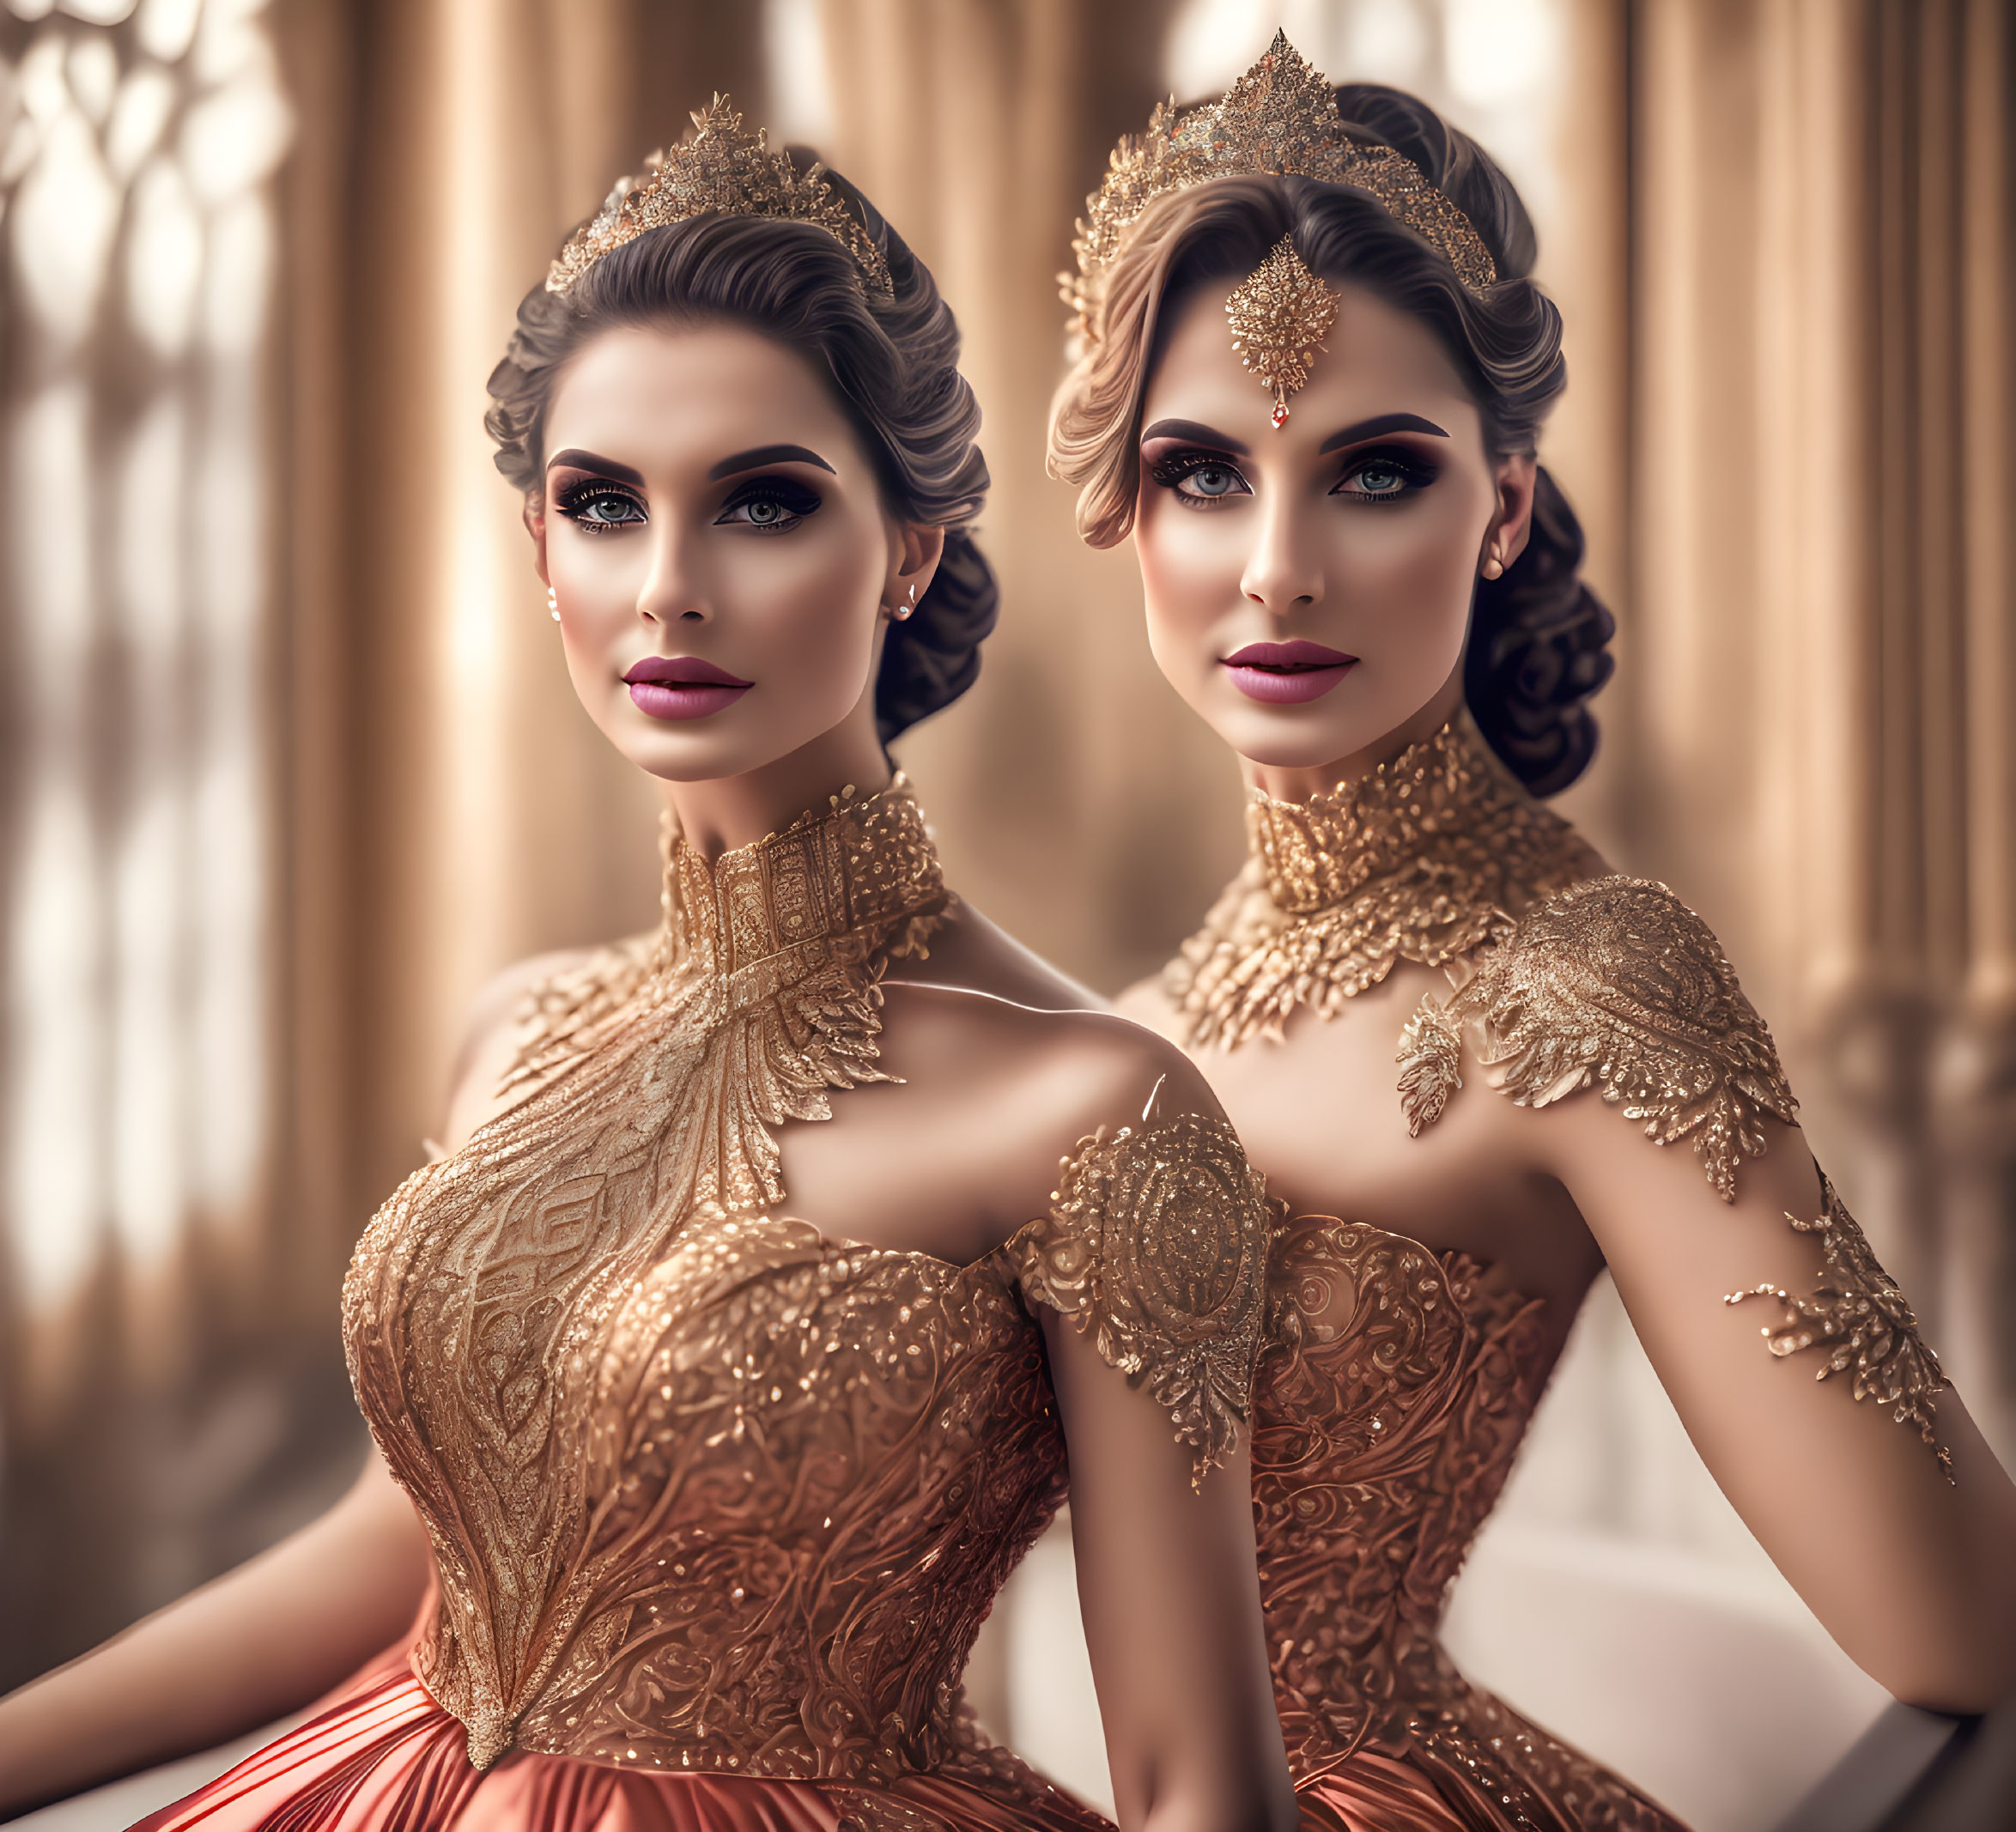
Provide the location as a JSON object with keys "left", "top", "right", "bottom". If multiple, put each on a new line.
{"left": 1226, "top": 235, "right": 1339, "bottom": 428}
{"left": 1402, "top": 876, "right": 1798, "bottom": 1202}
{"left": 342, "top": 777, "right": 1272, "bottom": 1791}
{"left": 1006, "top": 1113, "right": 1272, "bottom": 1483}
{"left": 1254, "top": 1214, "right": 1684, "bottom": 1829}
{"left": 1166, "top": 715, "right": 1596, "bottom": 1051}
{"left": 1727, "top": 1172, "right": 1952, "bottom": 1477}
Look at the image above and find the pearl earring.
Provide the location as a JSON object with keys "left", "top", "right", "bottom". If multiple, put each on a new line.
{"left": 547, "top": 585, "right": 561, "bottom": 622}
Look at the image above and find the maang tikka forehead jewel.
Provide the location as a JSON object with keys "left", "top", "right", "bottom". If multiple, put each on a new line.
{"left": 1227, "top": 235, "right": 1339, "bottom": 428}
{"left": 1061, "top": 30, "right": 1497, "bottom": 346}
{"left": 546, "top": 96, "right": 894, "bottom": 299}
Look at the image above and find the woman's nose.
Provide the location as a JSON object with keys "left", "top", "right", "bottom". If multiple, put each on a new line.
{"left": 637, "top": 524, "right": 709, "bottom": 625}
{"left": 1238, "top": 493, "right": 1324, "bottom": 613}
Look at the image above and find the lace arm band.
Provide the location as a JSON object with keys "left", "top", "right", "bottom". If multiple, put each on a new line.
{"left": 1726, "top": 1170, "right": 1952, "bottom": 1478}
{"left": 1004, "top": 1112, "right": 1272, "bottom": 1483}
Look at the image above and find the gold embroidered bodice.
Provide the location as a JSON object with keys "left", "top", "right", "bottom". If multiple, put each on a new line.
{"left": 1253, "top": 1216, "right": 1683, "bottom": 1828}
{"left": 342, "top": 780, "right": 1272, "bottom": 1785}
{"left": 1167, "top": 719, "right": 1950, "bottom": 1821}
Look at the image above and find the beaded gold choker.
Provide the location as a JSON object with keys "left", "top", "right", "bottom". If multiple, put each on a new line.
{"left": 1166, "top": 718, "right": 1595, "bottom": 1051}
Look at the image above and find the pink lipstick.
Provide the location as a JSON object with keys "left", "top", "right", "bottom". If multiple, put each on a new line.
{"left": 622, "top": 656, "right": 753, "bottom": 720}
{"left": 1220, "top": 640, "right": 1357, "bottom": 705}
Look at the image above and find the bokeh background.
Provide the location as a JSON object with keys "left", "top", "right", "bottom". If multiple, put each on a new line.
{"left": 0, "top": 2, "right": 2011, "bottom": 1828}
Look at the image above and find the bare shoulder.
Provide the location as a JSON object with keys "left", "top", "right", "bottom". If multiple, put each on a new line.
{"left": 887, "top": 897, "right": 1102, "bottom": 1012}
{"left": 1112, "top": 970, "right": 1184, "bottom": 1043}
{"left": 877, "top": 983, "right": 1225, "bottom": 1158}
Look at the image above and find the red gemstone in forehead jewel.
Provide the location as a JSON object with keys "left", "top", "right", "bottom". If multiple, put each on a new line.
{"left": 1271, "top": 402, "right": 1290, "bottom": 428}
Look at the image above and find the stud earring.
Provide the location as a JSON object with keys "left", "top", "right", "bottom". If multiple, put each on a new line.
{"left": 547, "top": 585, "right": 561, "bottom": 622}
{"left": 891, "top": 584, "right": 917, "bottom": 622}
{"left": 1480, "top": 553, "right": 1504, "bottom": 581}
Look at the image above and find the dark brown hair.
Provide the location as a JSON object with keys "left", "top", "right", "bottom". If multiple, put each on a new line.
{"left": 1048, "top": 84, "right": 1613, "bottom": 796}
{"left": 488, "top": 158, "right": 995, "bottom": 745}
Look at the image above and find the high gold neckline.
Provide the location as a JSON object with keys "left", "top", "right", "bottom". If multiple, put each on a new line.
{"left": 1169, "top": 718, "right": 1596, "bottom": 1049}
{"left": 1246, "top": 716, "right": 1551, "bottom": 913}
{"left": 665, "top": 773, "right": 948, "bottom": 994}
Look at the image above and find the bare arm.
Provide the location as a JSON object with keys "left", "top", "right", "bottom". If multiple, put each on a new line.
{"left": 1046, "top": 1314, "right": 1296, "bottom": 1832}
{"left": 0, "top": 1450, "right": 431, "bottom": 1818}
{"left": 1533, "top": 1099, "right": 2016, "bottom": 1711}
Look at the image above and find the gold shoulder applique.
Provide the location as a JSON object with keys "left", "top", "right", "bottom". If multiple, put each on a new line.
{"left": 1398, "top": 876, "right": 1797, "bottom": 1201}
{"left": 1005, "top": 1113, "right": 1272, "bottom": 1483}
{"left": 1726, "top": 1172, "right": 1952, "bottom": 1479}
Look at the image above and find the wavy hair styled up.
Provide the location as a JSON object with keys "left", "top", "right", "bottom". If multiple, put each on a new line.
{"left": 488, "top": 156, "right": 996, "bottom": 747}
{"left": 1048, "top": 84, "right": 1613, "bottom": 797}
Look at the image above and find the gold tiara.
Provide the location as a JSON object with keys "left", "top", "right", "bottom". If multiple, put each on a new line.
{"left": 546, "top": 96, "right": 893, "bottom": 299}
{"left": 1063, "top": 31, "right": 1497, "bottom": 337}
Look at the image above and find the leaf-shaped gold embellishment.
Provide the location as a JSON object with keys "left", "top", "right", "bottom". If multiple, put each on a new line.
{"left": 1725, "top": 1172, "right": 1951, "bottom": 1477}
{"left": 1426, "top": 876, "right": 1797, "bottom": 1201}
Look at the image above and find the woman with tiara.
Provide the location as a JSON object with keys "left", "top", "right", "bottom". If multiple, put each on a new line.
{"left": 0, "top": 103, "right": 1299, "bottom": 1832}
{"left": 1049, "top": 34, "right": 2016, "bottom": 1832}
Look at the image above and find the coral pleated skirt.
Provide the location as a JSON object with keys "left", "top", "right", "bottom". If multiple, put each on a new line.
{"left": 129, "top": 1642, "right": 1111, "bottom": 1832}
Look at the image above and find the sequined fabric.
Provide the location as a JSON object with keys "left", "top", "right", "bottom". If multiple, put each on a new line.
{"left": 331, "top": 777, "right": 1270, "bottom": 1814}
{"left": 1254, "top": 1216, "right": 1685, "bottom": 1830}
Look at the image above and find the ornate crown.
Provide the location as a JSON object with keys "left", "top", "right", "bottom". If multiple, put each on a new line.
{"left": 1063, "top": 31, "right": 1497, "bottom": 337}
{"left": 546, "top": 96, "right": 893, "bottom": 299}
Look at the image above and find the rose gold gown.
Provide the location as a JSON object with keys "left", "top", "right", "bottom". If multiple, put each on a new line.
{"left": 134, "top": 780, "right": 1272, "bottom": 1832}
{"left": 1169, "top": 719, "right": 1945, "bottom": 1832}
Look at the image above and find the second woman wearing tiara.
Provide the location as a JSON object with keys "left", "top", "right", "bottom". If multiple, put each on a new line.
{"left": 1051, "top": 34, "right": 2016, "bottom": 1832}
{"left": 0, "top": 103, "right": 1298, "bottom": 1832}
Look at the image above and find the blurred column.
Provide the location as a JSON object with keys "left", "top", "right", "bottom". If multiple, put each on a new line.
{"left": 1625, "top": 0, "right": 2016, "bottom": 1453}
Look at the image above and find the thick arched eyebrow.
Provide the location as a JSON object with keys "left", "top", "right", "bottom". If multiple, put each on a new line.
{"left": 547, "top": 448, "right": 644, "bottom": 484}
{"left": 1318, "top": 413, "right": 1450, "bottom": 452}
{"left": 707, "top": 443, "right": 836, "bottom": 481}
{"left": 1139, "top": 417, "right": 1249, "bottom": 456}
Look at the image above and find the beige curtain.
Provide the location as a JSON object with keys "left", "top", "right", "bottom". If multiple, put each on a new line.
{"left": 1611, "top": 0, "right": 2016, "bottom": 1454}
{"left": 815, "top": 0, "right": 1250, "bottom": 997}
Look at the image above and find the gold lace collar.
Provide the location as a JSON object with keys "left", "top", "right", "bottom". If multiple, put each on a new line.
{"left": 1168, "top": 717, "right": 1596, "bottom": 1050}
{"left": 504, "top": 773, "right": 948, "bottom": 1100}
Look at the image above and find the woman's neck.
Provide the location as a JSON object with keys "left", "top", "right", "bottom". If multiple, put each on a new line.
{"left": 659, "top": 721, "right": 894, "bottom": 860}
{"left": 1242, "top": 671, "right": 1466, "bottom": 805}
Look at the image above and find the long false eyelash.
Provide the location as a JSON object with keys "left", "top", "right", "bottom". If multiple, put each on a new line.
{"left": 1146, "top": 448, "right": 1249, "bottom": 492}
{"left": 1332, "top": 446, "right": 1441, "bottom": 502}
{"left": 714, "top": 476, "right": 824, "bottom": 533}
{"left": 553, "top": 478, "right": 647, "bottom": 531}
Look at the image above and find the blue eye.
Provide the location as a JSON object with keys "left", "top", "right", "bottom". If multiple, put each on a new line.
{"left": 1333, "top": 449, "right": 1436, "bottom": 503}
{"left": 713, "top": 477, "right": 823, "bottom": 534}
{"left": 1148, "top": 452, "right": 1253, "bottom": 507}
{"left": 556, "top": 483, "right": 646, "bottom": 531}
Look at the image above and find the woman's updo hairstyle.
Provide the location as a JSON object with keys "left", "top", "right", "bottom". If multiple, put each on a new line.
{"left": 489, "top": 155, "right": 996, "bottom": 747}
{"left": 1049, "top": 82, "right": 1613, "bottom": 796}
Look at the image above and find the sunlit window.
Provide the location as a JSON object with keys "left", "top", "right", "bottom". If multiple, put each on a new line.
{"left": 0, "top": 0, "right": 290, "bottom": 1315}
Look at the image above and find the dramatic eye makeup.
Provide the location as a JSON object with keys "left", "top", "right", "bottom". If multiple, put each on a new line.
{"left": 1148, "top": 448, "right": 1253, "bottom": 507}
{"left": 1329, "top": 445, "right": 1441, "bottom": 504}
{"left": 552, "top": 475, "right": 647, "bottom": 531}
{"left": 713, "top": 475, "right": 824, "bottom": 534}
